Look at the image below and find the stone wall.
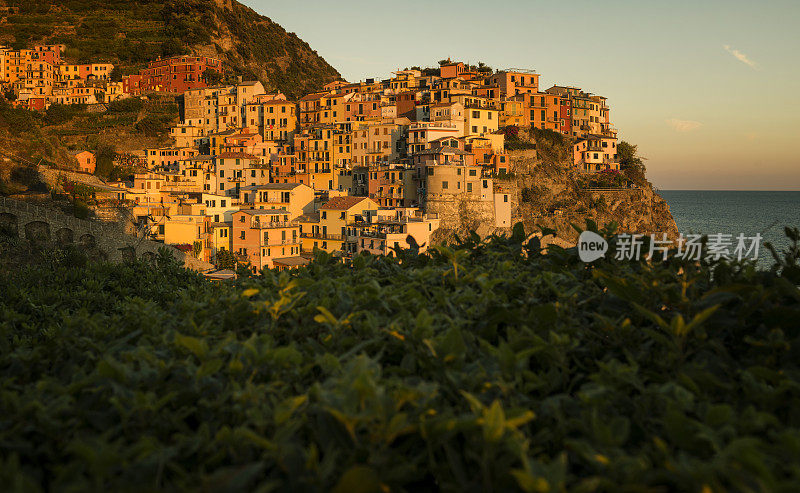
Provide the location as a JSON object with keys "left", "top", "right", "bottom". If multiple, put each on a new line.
{"left": 0, "top": 196, "right": 212, "bottom": 270}
{"left": 426, "top": 194, "right": 498, "bottom": 237}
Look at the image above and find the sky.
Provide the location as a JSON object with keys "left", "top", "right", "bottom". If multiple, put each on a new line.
{"left": 243, "top": 0, "right": 800, "bottom": 190}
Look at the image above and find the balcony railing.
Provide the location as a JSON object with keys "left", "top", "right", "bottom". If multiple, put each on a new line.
{"left": 300, "top": 232, "right": 344, "bottom": 241}
{"left": 251, "top": 220, "right": 296, "bottom": 229}
{"left": 262, "top": 238, "right": 299, "bottom": 246}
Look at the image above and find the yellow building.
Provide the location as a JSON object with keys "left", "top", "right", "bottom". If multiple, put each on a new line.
{"left": 300, "top": 196, "right": 379, "bottom": 254}
{"left": 464, "top": 105, "right": 499, "bottom": 137}
{"left": 239, "top": 182, "right": 315, "bottom": 219}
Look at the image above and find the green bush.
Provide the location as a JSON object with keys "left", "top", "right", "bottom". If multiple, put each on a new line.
{"left": 134, "top": 114, "right": 173, "bottom": 137}
{"left": 1, "top": 225, "right": 799, "bottom": 491}
{"left": 106, "top": 97, "right": 144, "bottom": 114}
{"left": 43, "top": 104, "right": 86, "bottom": 126}
{"left": 0, "top": 100, "right": 41, "bottom": 135}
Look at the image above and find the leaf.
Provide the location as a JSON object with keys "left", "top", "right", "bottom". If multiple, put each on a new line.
{"left": 684, "top": 305, "right": 720, "bottom": 334}
{"left": 511, "top": 469, "right": 550, "bottom": 493}
{"left": 332, "top": 465, "right": 381, "bottom": 493}
{"left": 506, "top": 410, "right": 536, "bottom": 429}
{"left": 241, "top": 288, "right": 260, "bottom": 298}
{"left": 460, "top": 391, "right": 486, "bottom": 414}
{"left": 197, "top": 358, "right": 223, "bottom": 378}
{"left": 483, "top": 400, "right": 506, "bottom": 442}
{"left": 274, "top": 395, "right": 307, "bottom": 425}
{"left": 174, "top": 333, "right": 208, "bottom": 359}
{"left": 314, "top": 305, "right": 339, "bottom": 326}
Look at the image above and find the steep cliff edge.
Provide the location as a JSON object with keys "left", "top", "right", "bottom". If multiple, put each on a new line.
{"left": 507, "top": 152, "right": 678, "bottom": 244}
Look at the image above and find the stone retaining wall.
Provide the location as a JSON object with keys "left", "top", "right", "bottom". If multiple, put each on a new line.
{"left": 0, "top": 196, "right": 212, "bottom": 270}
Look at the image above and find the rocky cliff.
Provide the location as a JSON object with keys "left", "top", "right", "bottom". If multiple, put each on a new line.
{"left": 431, "top": 150, "right": 679, "bottom": 246}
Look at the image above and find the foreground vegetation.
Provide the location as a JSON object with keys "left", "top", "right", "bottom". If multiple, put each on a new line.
{"left": 1, "top": 225, "right": 799, "bottom": 491}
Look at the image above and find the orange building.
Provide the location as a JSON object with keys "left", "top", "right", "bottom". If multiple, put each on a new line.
{"left": 71, "top": 150, "right": 96, "bottom": 174}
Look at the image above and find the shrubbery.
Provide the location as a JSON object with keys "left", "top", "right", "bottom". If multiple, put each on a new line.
{"left": 134, "top": 114, "right": 174, "bottom": 137}
{"left": 1, "top": 225, "right": 800, "bottom": 491}
{"left": 106, "top": 97, "right": 145, "bottom": 114}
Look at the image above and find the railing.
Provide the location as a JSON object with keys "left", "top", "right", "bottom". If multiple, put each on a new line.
{"left": 251, "top": 221, "right": 296, "bottom": 229}
{"left": 263, "top": 239, "right": 299, "bottom": 246}
{"left": 300, "top": 232, "right": 344, "bottom": 241}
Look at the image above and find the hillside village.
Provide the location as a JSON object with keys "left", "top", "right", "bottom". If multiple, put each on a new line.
{"left": 1, "top": 44, "right": 625, "bottom": 272}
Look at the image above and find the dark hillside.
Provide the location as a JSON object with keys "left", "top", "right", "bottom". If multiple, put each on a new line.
{"left": 0, "top": 0, "right": 340, "bottom": 98}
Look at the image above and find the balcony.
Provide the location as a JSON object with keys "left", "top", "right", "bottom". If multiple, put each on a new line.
{"left": 251, "top": 220, "right": 296, "bottom": 229}
{"left": 300, "top": 232, "right": 344, "bottom": 241}
{"left": 262, "top": 238, "right": 299, "bottom": 246}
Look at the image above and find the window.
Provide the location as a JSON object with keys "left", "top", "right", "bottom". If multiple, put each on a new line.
{"left": 504, "top": 194, "right": 509, "bottom": 203}
{"left": 472, "top": 110, "right": 479, "bottom": 118}
{"left": 240, "top": 231, "right": 245, "bottom": 239}
{"left": 467, "top": 183, "right": 472, "bottom": 192}
{"left": 442, "top": 181, "right": 448, "bottom": 190}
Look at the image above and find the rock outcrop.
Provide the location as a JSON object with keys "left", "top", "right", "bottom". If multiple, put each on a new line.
{"left": 432, "top": 149, "right": 678, "bottom": 246}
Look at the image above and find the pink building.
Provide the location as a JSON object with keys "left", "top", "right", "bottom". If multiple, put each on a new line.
{"left": 231, "top": 209, "right": 301, "bottom": 272}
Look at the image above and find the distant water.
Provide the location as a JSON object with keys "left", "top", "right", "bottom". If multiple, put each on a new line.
{"left": 659, "top": 191, "right": 800, "bottom": 268}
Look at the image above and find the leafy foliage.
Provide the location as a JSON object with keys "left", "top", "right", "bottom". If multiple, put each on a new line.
{"left": 1, "top": 225, "right": 800, "bottom": 491}
{"left": 618, "top": 141, "right": 647, "bottom": 186}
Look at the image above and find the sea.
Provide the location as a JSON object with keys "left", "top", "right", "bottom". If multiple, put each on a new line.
{"left": 659, "top": 191, "right": 800, "bottom": 268}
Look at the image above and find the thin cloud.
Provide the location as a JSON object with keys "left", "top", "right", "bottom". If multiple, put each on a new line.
{"left": 666, "top": 118, "right": 703, "bottom": 133}
{"left": 723, "top": 45, "right": 758, "bottom": 69}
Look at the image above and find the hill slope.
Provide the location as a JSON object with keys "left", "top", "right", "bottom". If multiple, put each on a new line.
{"left": 0, "top": 0, "right": 340, "bottom": 98}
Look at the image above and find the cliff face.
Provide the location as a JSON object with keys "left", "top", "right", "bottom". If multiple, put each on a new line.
{"left": 431, "top": 150, "right": 679, "bottom": 246}
{"left": 509, "top": 152, "right": 679, "bottom": 244}
{"left": 0, "top": 0, "right": 340, "bottom": 98}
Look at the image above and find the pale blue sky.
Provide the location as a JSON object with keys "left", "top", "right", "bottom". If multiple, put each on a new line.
{"left": 244, "top": 0, "right": 800, "bottom": 190}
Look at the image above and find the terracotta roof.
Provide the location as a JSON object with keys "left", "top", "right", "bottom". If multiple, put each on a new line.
{"left": 299, "top": 92, "right": 327, "bottom": 101}
{"left": 320, "top": 196, "right": 369, "bottom": 211}
{"left": 297, "top": 212, "right": 320, "bottom": 223}
{"left": 272, "top": 256, "right": 310, "bottom": 267}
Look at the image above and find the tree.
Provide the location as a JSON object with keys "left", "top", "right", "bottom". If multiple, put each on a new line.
{"left": 617, "top": 141, "right": 647, "bottom": 185}
{"left": 202, "top": 68, "right": 223, "bottom": 86}
{"left": 109, "top": 66, "right": 123, "bottom": 82}
{"left": 215, "top": 249, "right": 238, "bottom": 270}
{"left": 95, "top": 144, "right": 116, "bottom": 178}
